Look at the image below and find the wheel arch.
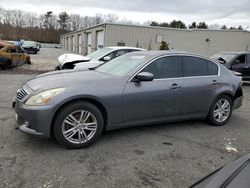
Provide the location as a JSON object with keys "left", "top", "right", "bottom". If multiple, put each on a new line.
{"left": 50, "top": 97, "right": 108, "bottom": 137}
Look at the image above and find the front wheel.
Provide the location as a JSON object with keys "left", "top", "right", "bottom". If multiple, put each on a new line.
{"left": 53, "top": 101, "right": 104, "bottom": 149}
{"left": 207, "top": 95, "right": 232, "bottom": 126}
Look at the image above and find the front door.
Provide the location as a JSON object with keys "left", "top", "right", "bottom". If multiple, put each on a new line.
{"left": 123, "top": 56, "right": 183, "bottom": 123}
{"left": 231, "top": 54, "right": 250, "bottom": 79}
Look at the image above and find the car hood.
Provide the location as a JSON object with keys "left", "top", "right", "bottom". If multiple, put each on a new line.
{"left": 22, "top": 45, "right": 36, "bottom": 48}
{"left": 74, "top": 61, "right": 103, "bottom": 70}
{"left": 58, "top": 53, "right": 91, "bottom": 66}
{"left": 26, "top": 70, "right": 113, "bottom": 91}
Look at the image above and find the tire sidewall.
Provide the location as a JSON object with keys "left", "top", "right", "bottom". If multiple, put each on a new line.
{"left": 53, "top": 101, "right": 104, "bottom": 149}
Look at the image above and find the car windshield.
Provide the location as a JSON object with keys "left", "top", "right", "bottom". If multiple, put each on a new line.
{"left": 86, "top": 48, "right": 113, "bottom": 59}
{"left": 210, "top": 53, "right": 237, "bottom": 62}
{"left": 95, "top": 53, "right": 147, "bottom": 76}
{"left": 23, "top": 41, "right": 35, "bottom": 45}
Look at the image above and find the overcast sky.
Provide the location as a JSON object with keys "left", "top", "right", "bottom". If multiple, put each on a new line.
{"left": 1, "top": 0, "right": 250, "bottom": 28}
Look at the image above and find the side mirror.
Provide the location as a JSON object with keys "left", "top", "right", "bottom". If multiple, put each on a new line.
{"left": 135, "top": 72, "right": 154, "bottom": 82}
{"left": 103, "top": 56, "right": 111, "bottom": 61}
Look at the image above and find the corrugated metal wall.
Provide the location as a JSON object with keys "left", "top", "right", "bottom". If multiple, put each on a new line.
{"left": 61, "top": 23, "right": 250, "bottom": 57}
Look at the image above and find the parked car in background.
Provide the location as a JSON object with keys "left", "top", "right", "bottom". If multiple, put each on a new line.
{"left": 0, "top": 44, "right": 30, "bottom": 69}
{"left": 35, "top": 42, "right": 41, "bottom": 51}
{"left": 22, "top": 41, "right": 38, "bottom": 54}
{"left": 56, "top": 46, "right": 145, "bottom": 70}
{"left": 13, "top": 51, "right": 243, "bottom": 148}
{"left": 190, "top": 153, "right": 250, "bottom": 188}
{"left": 211, "top": 52, "right": 250, "bottom": 81}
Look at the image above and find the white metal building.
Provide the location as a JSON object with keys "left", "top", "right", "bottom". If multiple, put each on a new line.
{"left": 60, "top": 23, "right": 250, "bottom": 56}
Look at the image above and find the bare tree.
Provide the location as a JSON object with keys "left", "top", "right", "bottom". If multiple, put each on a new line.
{"left": 70, "top": 14, "right": 82, "bottom": 30}
{"left": 104, "top": 13, "right": 119, "bottom": 23}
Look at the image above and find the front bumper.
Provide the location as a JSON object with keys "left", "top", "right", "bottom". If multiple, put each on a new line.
{"left": 233, "top": 96, "right": 244, "bottom": 110}
{"left": 13, "top": 99, "right": 55, "bottom": 138}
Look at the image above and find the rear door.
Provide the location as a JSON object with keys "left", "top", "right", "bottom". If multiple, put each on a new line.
{"left": 181, "top": 56, "right": 219, "bottom": 115}
{"left": 123, "top": 56, "right": 183, "bottom": 123}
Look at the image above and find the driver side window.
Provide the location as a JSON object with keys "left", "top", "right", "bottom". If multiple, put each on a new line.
{"left": 234, "top": 55, "right": 246, "bottom": 64}
{"left": 142, "top": 56, "right": 181, "bottom": 79}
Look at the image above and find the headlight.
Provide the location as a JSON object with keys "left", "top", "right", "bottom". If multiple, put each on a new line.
{"left": 25, "top": 88, "right": 65, "bottom": 105}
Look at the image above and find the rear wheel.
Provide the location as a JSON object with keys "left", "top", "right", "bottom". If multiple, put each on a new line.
{"left": 207, "top": 95, "right": 232, "bottom": 126}
{"left": 53, "top": 101, "right": 104, "bottom": 149}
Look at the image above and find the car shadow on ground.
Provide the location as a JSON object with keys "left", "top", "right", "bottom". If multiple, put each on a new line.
{"left": 21, "top": 119, "right": 209, "bottom": 150}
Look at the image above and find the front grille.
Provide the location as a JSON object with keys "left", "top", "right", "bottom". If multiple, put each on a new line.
{"left": 17, "top": 87, "right": 29, "bottom": 101}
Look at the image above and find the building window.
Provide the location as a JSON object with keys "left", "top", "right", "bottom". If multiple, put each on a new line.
{"left": 156, "top": 35, "right": 163, "bottom": 43}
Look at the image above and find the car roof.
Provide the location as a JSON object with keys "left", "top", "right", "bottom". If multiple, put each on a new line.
{"left": 218, "top": 51, "right": 250, "bottom": 55}
{"left": 107, "top": 46, "right": 145, "bottom": 51}
{"left": 127, "top": 50, "right": 205, "bottom": 57}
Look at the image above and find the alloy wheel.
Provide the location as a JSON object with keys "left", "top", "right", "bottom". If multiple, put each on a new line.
{"left": 62, "top": 110, "right": 97, "bottom": 144}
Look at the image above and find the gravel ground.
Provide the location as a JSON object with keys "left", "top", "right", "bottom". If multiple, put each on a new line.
{"left": 0, "top": 49, "right": 250, "bottom": 188}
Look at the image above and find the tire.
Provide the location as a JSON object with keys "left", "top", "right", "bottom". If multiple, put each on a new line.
{"left": 53, "top": 101, "right": 104, "bottom": 149}
{"left": 1, "top": 60, "right": 11, "bottom": 70}
{"left": 27, "top": 59, "right": 31, "bottom": 65}
{"left": 207, "top": 95, "right": 232, "bottom": 126}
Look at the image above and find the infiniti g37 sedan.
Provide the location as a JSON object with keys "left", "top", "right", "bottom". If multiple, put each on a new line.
{"left": 13, "top": 51, "right": 243, "bottom": 148}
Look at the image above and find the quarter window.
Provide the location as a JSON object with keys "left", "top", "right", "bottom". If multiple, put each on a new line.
{"left": 142, "top": 56, "right": 180, "bottom": 79}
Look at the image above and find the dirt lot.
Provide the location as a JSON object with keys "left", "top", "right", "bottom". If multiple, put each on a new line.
{"left": 0, "top": 49, "right": 250, "bottom": 188}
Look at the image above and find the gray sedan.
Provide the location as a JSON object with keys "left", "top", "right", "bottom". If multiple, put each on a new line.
{"left": 13, "top": 51, "right": 243, "bottom": 148}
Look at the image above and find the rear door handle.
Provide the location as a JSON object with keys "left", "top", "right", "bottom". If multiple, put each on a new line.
{"left": 211, "top": 80, "right": 218, "bottom": 85}
{"left": 170, "top": 83, "right": 181, "bottom": 89}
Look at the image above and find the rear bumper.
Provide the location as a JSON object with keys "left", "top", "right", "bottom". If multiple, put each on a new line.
{"left": 233, "top": 96, "right": 244, "bottom": 110}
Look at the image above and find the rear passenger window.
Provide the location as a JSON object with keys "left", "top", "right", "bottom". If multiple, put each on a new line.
{"left": 207, "top": 61, "right": 218, "bottom": 75}
{"left": 183, "top": 56, "right": 218, "bottom": 77}
{"left": 142, "top": 56, "right": 180, "bottom": 79}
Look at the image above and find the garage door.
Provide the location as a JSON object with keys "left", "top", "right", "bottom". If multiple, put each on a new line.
{"left": 96, "top": 31, "right": 104, "bottom": 50}
{"left": 87, "top": 33, "right": 92, "bottom": 54}
{"left": 72, "top": 35, "right": 75, "bottom": 52}
{"left": 78, "top": 34, "right": 82, "bottom": 54}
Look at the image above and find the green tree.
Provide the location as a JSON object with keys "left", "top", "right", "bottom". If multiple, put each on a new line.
{"left": 197, "top": 22, "right": 208, "bottom": 29}
{"left": 189, "top": 22, "right": 197, "bottom": 29}
{"left": 169, "top": 20, "right": 187, "bottom": 29}
{"left": 150, "top": 21, "right": 159, "bottom": 26}
{"left": 221, "top": 25, "right": 227, "bottom": 29}
{"left": 159, "top": 41, "right": 169, "bottom": 50}
{"left": 58, "top": 12, "right": 70, "bottom": 30}
{"left": 43, "top": 11, "right": 53, "bottom": 29}
{"left": 238, "top": 26, "right": 243, "bottom": 30}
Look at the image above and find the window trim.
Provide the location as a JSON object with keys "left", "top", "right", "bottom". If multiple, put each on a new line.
{"left": 129, "top": 54, "right": 220, "bottom": 82}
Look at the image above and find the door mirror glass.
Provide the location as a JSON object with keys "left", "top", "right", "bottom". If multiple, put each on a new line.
{"left": 136, "top": 72, "right": 154, "bottom": 81}
{"left": 103, "top": 56, "right": 111, "bottom": 61}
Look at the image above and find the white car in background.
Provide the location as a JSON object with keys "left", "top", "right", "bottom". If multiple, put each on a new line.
{"left": 56, "top": 46, "right": 145, "bottom": 70}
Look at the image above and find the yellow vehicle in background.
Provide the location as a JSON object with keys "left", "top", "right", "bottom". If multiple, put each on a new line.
{"left": 0, "top": 42, "right": 31, "bottom": 69}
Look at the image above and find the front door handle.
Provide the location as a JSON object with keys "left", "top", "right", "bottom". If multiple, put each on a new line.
{"left": 170, "top": 83, "right": 181, "bottom": 89}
